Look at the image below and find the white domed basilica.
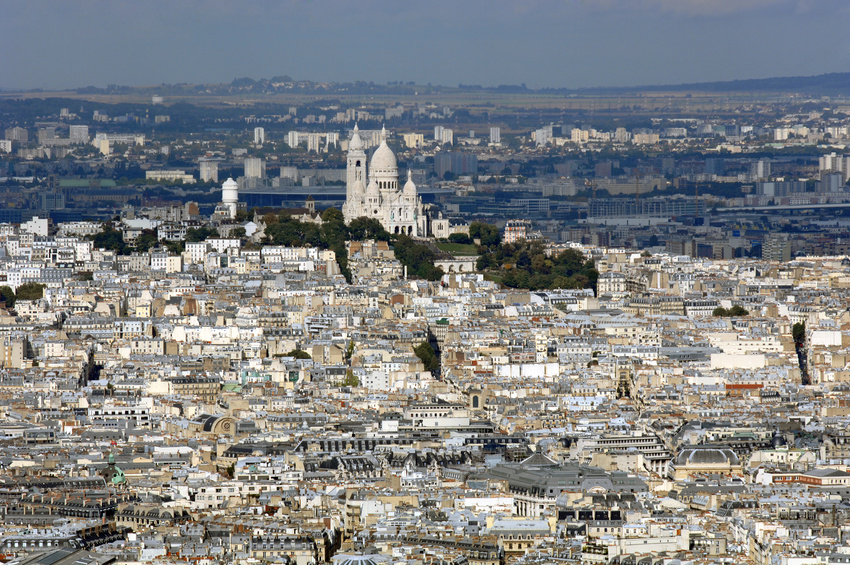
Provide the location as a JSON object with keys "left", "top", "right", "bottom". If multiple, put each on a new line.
{"left": 342, "top": 125, "right": 425, "bottom": 236}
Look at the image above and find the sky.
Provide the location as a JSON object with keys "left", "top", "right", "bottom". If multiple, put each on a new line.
{"left": 1, "top": 0, "right": 849, "bottom": 91}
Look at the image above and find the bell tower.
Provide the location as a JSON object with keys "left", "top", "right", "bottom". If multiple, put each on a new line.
{"left": 344, "top": 123, "right": 368, "bottom": 223}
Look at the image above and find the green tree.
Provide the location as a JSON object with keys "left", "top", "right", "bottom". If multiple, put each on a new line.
{"left": 231, "top": 227, "right": 247, "bottom": 239}
{"left": 714, "top": 305, "right": 749, "bottom": 317}
{"left": 341, "top": 369, "right": 359, "bottom": 387}
{"left": 284, "top": 349, "right": 311, "bottom": 360}
{"left": 321, "top": 207, "right": 344, "bottom": 223}
{"left": 165, "top": 240, "right": 185, "bottom": 255}
{"left": 469, "top": 222, "right": 501, "bottom": 247}
{"left": 16, "top": 282, "right": 45, "bottom": 301}
{"left": 348, "top": 217, "right": 390, "bottom": 241}
{"left": 392, "top": 235, "right": 444, "bottom": 281}
{"left": 413, "top": 341, "right": 439, "bottom": 373}
{"left": 792, "top": 322, "right": 806, "bottom": 344}
{"left": 134, "top": 229, "right": 158, "bottom": 252}
{"left": 0, "top": 285, "right": 15, "bottom": 308}
{"left": 186, "top": 226, "right": 219, "bottom": 242}
{"left": 448, "top": 233, "right": 472, "bottom": 244}
{"left": 90, "top": 225, "right": 127, "bottom": 254}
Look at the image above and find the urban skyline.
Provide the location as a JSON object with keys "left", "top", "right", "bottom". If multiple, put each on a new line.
{"left": 4, "top": 2, "right": 850, "bottom": 564}
{"left": 2, "top": 0, "right": 850, "bottom": 91}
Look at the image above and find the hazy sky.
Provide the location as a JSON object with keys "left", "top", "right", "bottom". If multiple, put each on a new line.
{"left": 2, "top": 0, "right": 848, "bottom": 90}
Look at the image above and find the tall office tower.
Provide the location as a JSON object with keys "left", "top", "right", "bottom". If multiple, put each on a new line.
{"left": 254, "top": 127, "right": 265, "bottom": 145}
{"left": 200, "top": 160, "right": 219, "bottom": 183}
{"left": 244, "top": 157, "right": 266, "bottom": 179}
{"left": 489, "top": 126, "right": 501, "bottom": 144}
{"left": 69, "top": 125, "right": 89, "bottom": 144}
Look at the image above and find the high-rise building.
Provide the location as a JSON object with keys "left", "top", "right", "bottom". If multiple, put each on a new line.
{"left": 434, "top": 152, "right": 478, "bottom": 178}
{"left": 820, "top": 152, "right": 850, "bottom": 182}
{"left": 752, "top": 158, "right": 771, "bottom": 180}
{"left": 307, "top": 133, "right": 321, "bottom": 153}
{"left": 434, "top": 126, "right": 453, "bottom": 145}
{"left": 762, "top": 235, "right": 791, "bottom": 262}
{"left": 254, "top": 127, "right": 265, "bottom": 145}
{"left": 5, "top": 127, "right": 28, "bottom": 144}
{"left": 402, "top": 133, "right": 424, "bottom": 149}
{"left": 37, "top": 127, "right": 56, "bottom": 145}
{"left": 489, "top": 126, "right": 501, "bottom": 144}
{"left": 69, "top": 125, "right": 89, "bottom": 144}
{"left": 244, "top": 157, "right": 266, "bottom": 179}
{"left": 200, "top": 160, "right": 219, "bottom": 183}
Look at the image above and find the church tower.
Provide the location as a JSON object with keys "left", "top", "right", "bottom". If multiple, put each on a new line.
{"left": 343, "top": 124, "right": 367, "bottom": 223}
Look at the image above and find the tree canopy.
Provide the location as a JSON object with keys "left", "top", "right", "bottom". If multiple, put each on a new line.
{"left": 414, "top": 341, "right": 440, "bottom": 374}
{"left": 392, "top": 235, "right": 444, "bottom": 281}
{"left": 476, "top": 239, "right": 597, "bottom": 292}
{"left": 0, "top": 285, "right": 15, "bottom": 308}
{"left": 713, "top": 305, "right": 749, "bottom": 317}
{"left": 792, "top": 322, "right": 806, "bottom": 344}
{"left": 15, "top": 282, "right": 45, "bottom": 301}
{"left": 469, "top": 221, "right": 501, "bottom": 247}
{"left": 283, "top": 349, "right": 311, "bottom": 360}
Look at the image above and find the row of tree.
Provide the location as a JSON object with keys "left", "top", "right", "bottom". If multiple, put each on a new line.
{"left": 88, "top": 225, "right": 220, "bottom": 256}
{"left": 82, "top": 214, "right": 595, "bottom": 294}
{"left": 475, "top": 239, "right": 598, "bottom": 292}
{"left": 712, "top": 305, "right": 749, "bottom": 317}
{"left": 261, "top": 211, "right": 446, "bottom": 282}
{"left": 0, "top": 282, "right": 45, "bottom": 308}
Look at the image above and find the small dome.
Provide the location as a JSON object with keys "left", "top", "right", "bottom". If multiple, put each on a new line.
{"left": 349, "top": 123, "right": 364, "bottom": 151}
{"left": 370, "top": 126, "right": 397, "bottom": 174}
{"left": 352, "top": 179, "right": 365, "bottom": 194}
{"left": 403, "top": 170, "right": 416, "bottom": 194}
{"left": 366, "top": 178, "right": 379, "bottom": 196}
